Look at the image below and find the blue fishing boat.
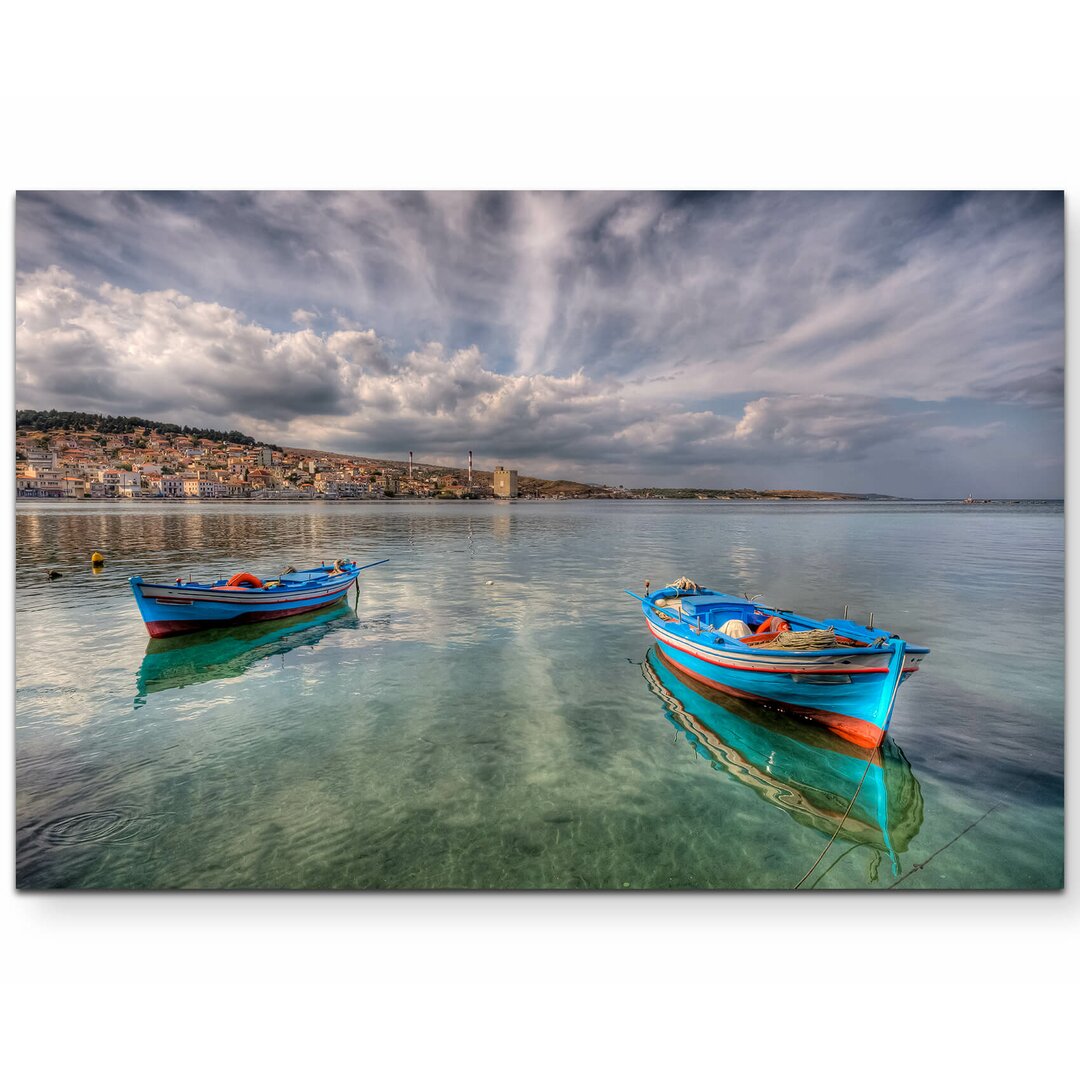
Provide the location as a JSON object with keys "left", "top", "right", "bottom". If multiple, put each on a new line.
{"left": 130, "top": 558, "right": 388, "bottom": 638}
{"left": 642, "top": 648, "right": 923, "bottom": 870}
{"left": 135, "top": 601, "right": 360, "bottom": 704}
{"left": 629, "top": 577, "right": 929, "bottom": 748}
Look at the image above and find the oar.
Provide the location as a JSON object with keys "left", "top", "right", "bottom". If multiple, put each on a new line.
{"left": 352, "top": 558, "right": 390, "bottom": 573}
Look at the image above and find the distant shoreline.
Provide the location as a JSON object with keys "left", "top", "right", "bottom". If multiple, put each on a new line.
{"left": 15, "top": 495, "right": 1061, "bottom": 506}
{"left": 23, "top": 411, "right": 1047, "bottom": 503}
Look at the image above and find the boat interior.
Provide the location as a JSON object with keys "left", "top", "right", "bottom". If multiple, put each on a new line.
{"left": 183, "top": 565, "right": 355, "bottom": 592}
{"left": 650, "top": 590, "right": 877, "bottom": 649}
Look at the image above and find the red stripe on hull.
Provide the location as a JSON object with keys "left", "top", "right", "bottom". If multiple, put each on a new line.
{"left": 145, "top": 596, "right": 346, "bottom": 638}
{"left": 658, "top": 647, "right": 885, "bottom": 749}
{"left": 648, "top": 621, "right": 919, "bottom": 675}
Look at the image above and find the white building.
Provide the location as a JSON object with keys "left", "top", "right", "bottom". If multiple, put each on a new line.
{"left": 26, "top": 450, "right": 58, "bottom": 472}
{"left": 98, "top": 469, "right": 121, "bottom": 496}
{"left": 117, "top": 472, "right": 143, "bottom": 497}
{"left": 182, "top": 478, "right": 228, "bottom": 497}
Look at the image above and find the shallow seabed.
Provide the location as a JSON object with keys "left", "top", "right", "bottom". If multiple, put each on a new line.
{"left": 15, "top": 500, "right": 1064, "bottom": 889}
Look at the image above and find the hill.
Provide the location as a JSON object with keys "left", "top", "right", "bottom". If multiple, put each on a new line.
{"left": 16, "top": 408, "right": 898, "bottom": 500}
{"left": 280, "top": 444, "right": 606, "bottom": 497}
{"left": 15, "top": 409, "right": 278, "bottom": 450}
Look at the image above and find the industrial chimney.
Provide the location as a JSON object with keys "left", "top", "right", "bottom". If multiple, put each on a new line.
{"left": 468, "top": 450, "right": 473, "bottom": 487}
{"left": 409, "top": 451, "right": 413, "bottom": 480}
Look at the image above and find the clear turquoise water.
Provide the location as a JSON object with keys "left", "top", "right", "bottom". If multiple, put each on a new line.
{"left": 15, "top": 500, "right": 1064, "bottom": 889}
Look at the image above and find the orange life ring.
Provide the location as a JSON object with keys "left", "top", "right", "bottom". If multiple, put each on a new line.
{"left": 756, "top": 616, "right": 791, "bottom": 635}
{"left": 226, "top": 572, "right": 264, "bottom": 589}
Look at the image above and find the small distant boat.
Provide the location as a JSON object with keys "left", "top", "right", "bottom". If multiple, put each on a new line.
{"left": 130, "top": 558, "right": 388, "bottom": 638}
{"left": 629, "top": 578, "right": 929, "bottom": 748}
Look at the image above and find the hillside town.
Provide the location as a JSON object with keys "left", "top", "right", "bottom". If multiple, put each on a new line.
{"left": 14, "top": 412, "right": 899, "bottom": 503}
{"left": 15, "top": 419, "right": 526, "bottom": 501}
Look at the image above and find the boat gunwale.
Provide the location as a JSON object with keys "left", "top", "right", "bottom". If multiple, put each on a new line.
{"left": 642, "top": 588, "right": 929, "bottom": 658}
{"left": 648, "top": 621, "right": 923, "bottom": 677}
{"left": 131, "top": 565, "right": 361, "bottom": 597}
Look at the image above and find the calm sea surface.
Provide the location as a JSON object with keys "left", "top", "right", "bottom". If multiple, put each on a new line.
{"left": 15, "top": 500, "right": 1064, "bottom": 889}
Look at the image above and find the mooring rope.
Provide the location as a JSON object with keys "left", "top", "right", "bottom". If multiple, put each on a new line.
{"left": 886, "top": 807, "right": 999, "bottom": 888}
{"left": 809, "top": 840, "right": 878, "bottom": 888}
{"left": 793, "top": 641, "right": 907, "bottom": 889}
{"left": 797, "top": 774, "right": 1029, "bottom": 890}
{"left": 886, "top": 776, "right": 1030, "bottom": 889}
{"left": 792, "top": 752, "right": 878, "bottom": 889}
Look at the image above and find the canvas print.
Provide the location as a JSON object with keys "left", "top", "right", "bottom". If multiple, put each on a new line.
{"left": 14, "top": 191, "right": 1064, "bottom": 889}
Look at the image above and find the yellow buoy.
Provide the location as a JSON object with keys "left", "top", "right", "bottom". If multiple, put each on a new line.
{"left": 91, "top": 551, "right": 105, "bottom": 566}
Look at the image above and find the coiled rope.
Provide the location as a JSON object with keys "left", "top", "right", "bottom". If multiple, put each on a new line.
{"left": 748, "top": 628, "right": 838, "bottom": 650}
{"left": 666, "top": 576, "right": 701, "bottom": 592}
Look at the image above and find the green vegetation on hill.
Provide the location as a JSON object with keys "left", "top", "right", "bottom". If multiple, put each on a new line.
{"left": 15, "top": 409, "right": 279, "bottom": 450}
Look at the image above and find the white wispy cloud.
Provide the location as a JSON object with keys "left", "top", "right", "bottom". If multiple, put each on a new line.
{"left": 16, "top": 266, "right": 1023, "bottom": 491}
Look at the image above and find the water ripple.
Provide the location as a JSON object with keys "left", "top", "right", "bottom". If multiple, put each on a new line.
{"left": 38, "top": 807, "right": 172, "bottom": 846}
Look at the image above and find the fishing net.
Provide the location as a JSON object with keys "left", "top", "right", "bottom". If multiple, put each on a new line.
{"left": 747, "top": 627, "right": 838, "bottom": 650}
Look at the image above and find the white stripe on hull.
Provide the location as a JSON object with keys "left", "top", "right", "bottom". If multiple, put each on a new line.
{"left": 646, "top": 616, "right": 923, "bottom": 675}
{"left": 137, "top": 578, "right": 355, "bottom": 606}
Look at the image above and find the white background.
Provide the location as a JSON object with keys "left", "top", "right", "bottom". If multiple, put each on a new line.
{"left": 2, "top": 3, "right": 1076, "bottom": 1076}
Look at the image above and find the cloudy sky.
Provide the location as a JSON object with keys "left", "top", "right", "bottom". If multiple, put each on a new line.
{"left": 15, "top": 190, "right": 1063, "bottom": 497}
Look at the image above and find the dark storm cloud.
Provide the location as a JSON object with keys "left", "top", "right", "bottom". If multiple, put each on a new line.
{"left": 14, "top": 191, "right": 1065, "bottom": 496}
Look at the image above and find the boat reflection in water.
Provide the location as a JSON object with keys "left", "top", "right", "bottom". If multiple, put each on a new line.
{"left": 642, "top": 647, "right": 923, "bottom": 879}
{"left": 135, "top": 598, "right": 359, "bottom": 707}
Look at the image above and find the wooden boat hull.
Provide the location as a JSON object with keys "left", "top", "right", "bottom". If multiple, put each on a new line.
{"left": 135, "top": 601, "right": 358, "bottom": 704}
{"left": 130, "top": 568, "right": 360, "bottom": 638}
{"left": 642, "top": 648, "right": 924, "bottom": 860}
{"left": 638, "top": 587, "right": 928, "bottom": 748}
